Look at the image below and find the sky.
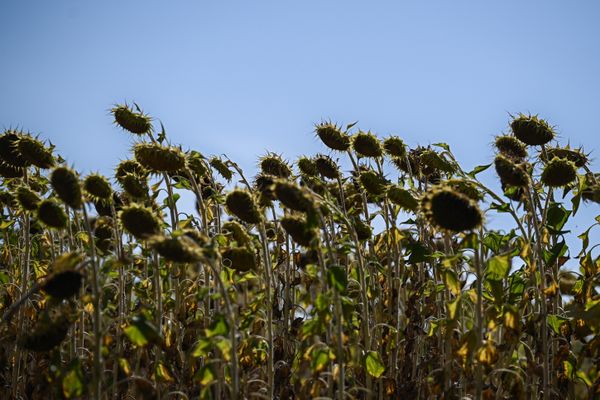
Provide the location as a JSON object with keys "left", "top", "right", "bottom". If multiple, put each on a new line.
{"left": 1, "top": 1, "right": 599, "bottom": 262}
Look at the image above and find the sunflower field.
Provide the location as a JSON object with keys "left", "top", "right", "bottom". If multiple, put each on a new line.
{"left": 0, "top": 104, "right": 599, "bottom": 399}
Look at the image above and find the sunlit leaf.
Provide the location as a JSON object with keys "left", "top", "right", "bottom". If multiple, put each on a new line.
{"left": 365, "top": 351, "right": 385, "bottom": 378}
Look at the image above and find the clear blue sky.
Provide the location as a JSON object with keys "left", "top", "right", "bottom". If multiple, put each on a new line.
{"left": 1, "top": 1, "right": 599, "bottom": 257}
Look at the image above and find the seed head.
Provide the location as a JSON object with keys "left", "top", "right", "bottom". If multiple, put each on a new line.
{"left": 387, "top": 186, "right": 418, "bottom": 211}
{"left": 383, "top": 136, "right": 407, "bottom": 158}
{"left": 315, "top": 122, "right": 350, "bottom": 151}
{"left": 134, "top": 143, "right": 186, "bottom": 173}
{"left": 116, "top": 159, "right": 147, "bottom": 181}
{"left": 93, "top": 216, "right": 114, "bottom": 253}
{"left": 494, "top": 135, "right": 527, "bottom": 160}
{"left": 150, "top": 234, "right": 203, "bottom": 263}
{"left": 314, "top": 154, "right": 339, "bottom": 180}
{"left": 541, "top": 157, "right": 577, "bottom": 187}
{"left": 50, "top": 167, "right": 82, "bottom": 209}
{"left": 41, "top": 270, "right": 83, "bottom": 300}
{"left": 84, "top": 173, "right": 112, "bottom": 200}
{"left": 280, "top": 215, "right": 318, "bottom": 247}
{"left": 16, "top": 186, "right": 41, "bottom": 211}
{"left": 18, "top": 310, "right": 72, "bottom": 352}
{"left": 274, "top": 180, "right": 315, "bottom": 213}
{"left": 222, "top": 220, "right": 252, "bottom": 246}
{"left": 297, "top": 156, "right": 319, "bottom": 177}
{"left": 494, "top": 155, "right": 529, "bottom": 187}
{"left": 353, "top": 218, "right": 372, "bottom": 241}
{"left": 38, "top": 199, "right": 68, "bottom": 229}
{"left": 120, "top": 204, "right": 161, "bottom": 239}
{"left": 0, "top": 162, "right": 23, "bottom": 178}
{"left": 259, "top": 153, "right": 292, "bottom": 178}
{"left": 359, "top": 170, "right": 388, "bottom": 196}
{"left": 16, "top": 134, "right": 55, "bottom": 169}
{"left": 510, "top": 113, "right": 555, "bottom": 146}
{"left": 225, "top": 190, "right": 262, "bottom": 224}
{"left": 112, "top": 104, "right": 152, "bottom": 135}
{"left": 352, "top": 131, "right": 383, "bottom": 158}
{"left": 254, "top": 174, "right": 276, "bottom": 205}
{"left": 421, "top": 187, "right": 482, "bottom": 232}
{"left": 119, "top": 173, "right": 149, "bottom": 200}
{"left": 221, "top": 247, "right": 258, "bottom": 272}
{"left": 543, "top": 146, "right": 588, "bottom": 168}
{"left": 0, "top": 130, "right": 29, "bottom": 168}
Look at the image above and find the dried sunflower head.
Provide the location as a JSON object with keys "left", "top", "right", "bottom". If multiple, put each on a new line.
{"left": 541, "top": 157, "right": 577, "bottom": 187}
{"left": 274, "top": 180, "right": 315, "bottom": 213}
{"left": 315, "top": 121, "right": 350, "bottom": 151}
{"left": 280, "top": 215, "right": 318, "bottom": 247}
{"left": 50, "top": 167, "right": 82, "bottom": 209}
{"left": 84, "top": 173, "right": 112, "bottom": 200}
{"left": 359, "top": 170, "right": 388, "bottom": 196}
{"left": 387, "top": 186, "right": 418, "bottom": 211}
{"left": 314, "top": 154, "right": 339, "bottom": 180}
{"left": 221, "top": 247, "right": 258, "bottom": 272}
{"left": 297, "top": 156, "right": 319, "bottom": 177}
{"left": 222, "top": 220, "right": 252, "bottom": 246}
{"left": 150, "top": 234, "right": 203, "bottom": 263}
{"left": 134, "top": 143, "right": 186, "bottom": 173}
{"left": 16, "top": 185, "right": 41, "bottom": 211}
{"left": 111, "top": 104, "right": 152, "bottom": 135}
{"left": 18, "top": 308, "right": 73, "bottom": 352}
{"left": 41, "top": 270, "right": 83, "bottom": 300}
{"left": 0, "top": 130, "right": 29, "bottom": 168}
{"left": 225, "top": 189, "right": 262, "bottom": 224}
{"left": 16, "top": 134, "right": 55, "bottom": 169}
{"left": 494, "top": 155, "right": 529, "bottom": 187}
{"left": 383, "top": 136, "right": 407, "bottom": 158}
{"left": 494, "top": 135, "right": 528, "bottom": 160}
{"left": 38, "top": 199, "right": 68, "bottom": 229}
{"left": 510, "top": 113, "right": 555, "bottom": 146}
{"left": 119, "top": 204, "right": 161, "bottom": 239}
{"left": 259, "top": 153, "right": 292, "bottom": 178}
{"left": 542, "top": 146, "right": 588, "bottom": 168}
{"left": 421, "top": 187, "right": 482, "bottom": 232}
{"left": 352, "top": 131, "right": 383, "bottom": 158}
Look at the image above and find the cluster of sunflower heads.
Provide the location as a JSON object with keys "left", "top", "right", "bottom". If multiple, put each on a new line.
{"left": 0, "top": 129, "right": 55, "bottom": 178}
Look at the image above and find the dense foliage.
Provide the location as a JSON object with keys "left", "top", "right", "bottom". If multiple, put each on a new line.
{"left": 0, "top": 106, "right": 599, "bottom": 399}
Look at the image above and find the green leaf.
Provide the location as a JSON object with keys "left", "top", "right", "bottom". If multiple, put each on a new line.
{"left": 124, "top": 315, "right": 162, "bottom": 347}
{"left": 205, "top": 314, "right": 229, "bottom": 338}
{"left": 214, "top": 337, "right": 232, "bottom": 361}
{"left": 311, "top": 347, "right": 332, "bottom": 373}
{"left": 467, "top": 163, "right": 491, "bottom": 177}
{"left": 486, "top": 255, "right": 511, "bottom": 281}
{"left": 547, "top": 314, "right": 569, "bottom": 335}
{"left": 0, "top": 219, "right": 15, "bottom": 230}
{"left": 327, "top": 265, "right": 347, "bottom": 292}
{"left": 192, "top": 338, "right": 212, "bottom": 358}
{"left": 195, "top": 365, "right": 216, "bottom": 386}
{"left": 442, "top": 269, "right": 461, "bottom": 296}
{"left": 124, "top": 324, "right": 149, "bottom": 347}
{"left": 62, "top": 361, "right": 84, "bottom": 399}
{"left": 365, "top": 351, "right": 385, "bottom": 378}
{"left": 546, "top": 203, "right": 571, "bottom": 233}
{"left": 446, "top": 295, "right": 461, "bottom": 320}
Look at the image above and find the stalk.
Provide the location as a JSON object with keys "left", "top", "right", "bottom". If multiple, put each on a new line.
{"left": 81, "top": 205, "right": 103, "bottom": 400}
